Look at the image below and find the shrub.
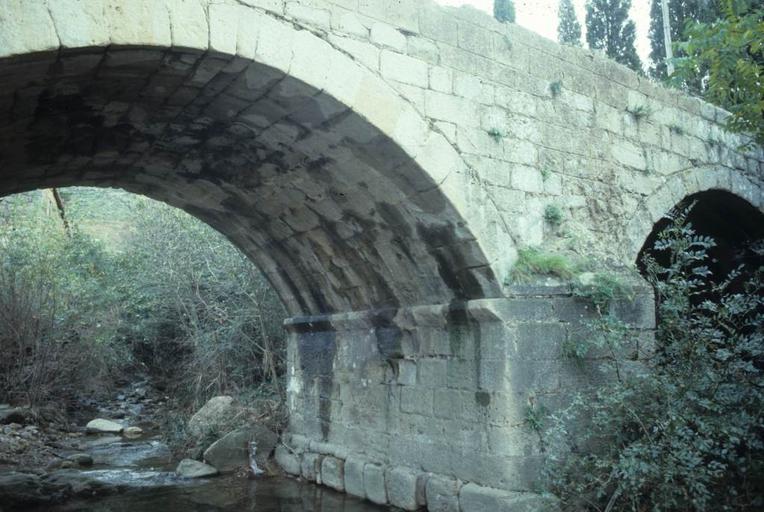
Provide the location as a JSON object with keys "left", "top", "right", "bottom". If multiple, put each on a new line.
{"left": 542, "top": 207, "right": 764, "bottom": 511}
{"left": 544, "top": 204, "right": 564, "bottom": 226}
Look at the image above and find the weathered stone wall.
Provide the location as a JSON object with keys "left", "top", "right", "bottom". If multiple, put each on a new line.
{"left": 277, "top": 284, "right": 655, "bottom": 509}
{"left": 2, "top": 0, "right": 762, "bottom": 293}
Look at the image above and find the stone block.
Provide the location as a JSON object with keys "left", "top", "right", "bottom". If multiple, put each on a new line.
{"left": 447, "top": 359, "right": 477, "bottom": 390}
{"left": 385, "top": 466, "right": 421, "bottom": 510}
{"left": 430, "top": 66, "right": 453, "bottom": 93}
{"left": 400, "top": 387, "right": 433, "bottom": 416}
{"left": 509, "top": 323, "right": 567, "bottom": 360}
{"left": 395, "top": 359, "right": 418, "bottom": 386}
{"left": 285, "top": 2, "right": 331, "bottom": 30}
{"left": 426, "top": 474, "right": 461, "bottom": 512}
{"left": 300, "top": 452, "right": 321, "bottom": 482}
{"left": 274, "top": 445, "right": 300, "bottom": 475}
{"left": 321, "top": 456, "right": 345, "bottom": 492}
{"left": 343, "top": 456, "right": 366, "bottom": 498}
{"left": 364, "top": 463, "right": 387, "bottom": 505}
{"left": 371, "top": 22, "right": 406, "bottom": 51}
{"left": 381, "top": 50, "right": 428, "bottom": 87}
{"left": 417, "top": 358, "right": 447, "bottom": 387}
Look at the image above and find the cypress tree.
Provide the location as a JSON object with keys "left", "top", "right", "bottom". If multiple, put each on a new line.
{"left": 585, "top": 0, "right": 643, "bottom": 72}
{"left": 558, "top": 0, "right": 582, "bottom": 46}
{"left": 648, "top": 0, "right": 720, "bottom": 81}
{"left": 494, "top": 0, "right": 516, "bottom": 23}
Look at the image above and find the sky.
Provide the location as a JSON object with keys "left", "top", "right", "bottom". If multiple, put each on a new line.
{"left": 434, "top": 0, "right": 653, "bottom": 67}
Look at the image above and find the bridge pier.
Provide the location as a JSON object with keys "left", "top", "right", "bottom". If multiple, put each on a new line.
{"left": 277, "top": 282, "right": 654, "bottom": 510}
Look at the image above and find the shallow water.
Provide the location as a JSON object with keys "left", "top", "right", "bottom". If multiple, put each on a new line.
{"left": 37, "top": 473, "right": 389, "bottom": 512}
{"left": 35, "top": 434, "right": 388, "bottom": 512}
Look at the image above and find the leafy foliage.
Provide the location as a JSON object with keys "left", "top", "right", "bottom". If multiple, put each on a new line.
{"left": 558, "top": 0, "right": 582, "bottom": 46}
{"left": 0, "top": 188, "right": 285, "bottom": 410}
{"left": 0, "top": 195, "right": 127, "bottom": 404}
{"left": 542, "top": 207, "right": 764, "bottom": 511}
{"left": 585, "top": 0, "right": 643, "bottom": 72}
{"left": 674, "top": 0, "right": 764, "bottom": 147}
{"left": 648, "top": 0, "right": 720, "bottom": 83}
{"left": 494, "top": 0, "right": 516, "bottom": 23}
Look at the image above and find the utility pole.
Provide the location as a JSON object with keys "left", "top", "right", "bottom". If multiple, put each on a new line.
{"left": 661, "top": 0, "right": 674, "bottom": 76}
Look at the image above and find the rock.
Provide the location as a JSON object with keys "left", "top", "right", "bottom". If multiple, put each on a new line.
{"left": 0, "top": 472, "right": 46, "bottom": 507}
{"left": 66, "top": 453, "right": 93, "bottom": 467}
{"left": 0, "top": 407, "right": 33, "bottom": 426}
{"left": 176, "top": 459, "right": 219, "bottom": 478}
{"left": 187, "top": 396, "right": 236, "bottom": 438}
{"left": 203, "top": 425, "right": 278, "bottom": 473}
{"left": 86, "top": 419, "right": 123, "bottom": 434}
{"left": 44, "top": 469, "right": 115, "bottom": 497}
{"left": 123, "top": 427, "right": 143, "bottom": 439}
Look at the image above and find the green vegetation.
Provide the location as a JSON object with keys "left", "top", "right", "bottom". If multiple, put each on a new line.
{"left": 544, "top": 204, "right": 564, "bottom": 226}
{"left": 549, "top": 80, "right": 563, "bottom": 98}
{"left": 585, "top": 0, "right": 643, "bottom": 72}
{"left": 558, "top": 0, "right": 582, "bottom": 46}
{"left": 0, "top": 188, "right": 285, "bottom": 412}
{"left": 648, "top": 0, "right": 720, "bottom": 83}
{"left": 493, "top": 0, "right": 516, "bottom": 23}
{"left": 541, "top": 207, "right": 764, "bottom": 511}
{"left": 572, "top": 272, "right": 634, "bottom": 311}
{"left": 540, "top": 167, "right": 552, "bottom": 181}
{"left": 626, "top": 104, "right": 652, "bottom": 121}
{"left": 668, "top": 123, "right": 685, "bottom": 135}
{"left": 674, "top": 0, "right": 764, "bottom": 147}
{"left": 487, "top": 127, "right": 505, "bottom": 142}
{"left": 509, "top": 247, "right": 576, "bottom": 282}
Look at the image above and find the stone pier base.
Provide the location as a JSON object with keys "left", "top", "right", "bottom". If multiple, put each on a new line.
{"left": 278, "top": 283, "right": 654, "bottom": 510}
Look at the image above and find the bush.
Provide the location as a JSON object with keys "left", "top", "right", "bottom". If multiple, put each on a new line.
{"left": 0, "top": 196, "right": 125, "bottom": 405}
{"left": 542, "top": 206, "right": 764, "bottom": 511}
{"left": 0, "top": 188, "right": 286, "bottom": 413}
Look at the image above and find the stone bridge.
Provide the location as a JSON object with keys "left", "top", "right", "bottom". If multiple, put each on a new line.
{"left": 1, "top": 0, "right": 762, "bottom": 509}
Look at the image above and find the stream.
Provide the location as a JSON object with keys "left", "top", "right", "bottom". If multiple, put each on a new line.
{"left": 1, "top": 381, "right": 388, "bottom": 512}
{"left": 23, "top": 430, "right": 388, "bottom": 512}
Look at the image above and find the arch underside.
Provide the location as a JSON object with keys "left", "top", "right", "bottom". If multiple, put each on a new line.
{"left": 0, "top": 47, "right": 500, "bottom": 316}
{"left": 637, "top": 189, "right": 764, "bottom": 282}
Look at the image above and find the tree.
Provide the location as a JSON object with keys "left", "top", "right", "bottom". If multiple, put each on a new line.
{"left": 585, "top": 0, "right": 643, "bottom": 72}
{"left": 648, "top": 0, "right": 720, "bottom": 82}
{"left": 558, "top": 0, "right": 582, "bottom": 46}
{"left": 674, "top": 0, "right": 764, "bottom": 147}
{"left": 494, "top": 0, "right": 516, "bottom": 23}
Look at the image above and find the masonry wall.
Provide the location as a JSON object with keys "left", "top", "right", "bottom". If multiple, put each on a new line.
{"left": 259, "top": 0, "right": 763, "bottom": 268}
{"left": 278, "top": 283, "right": 655, "bottom": 510}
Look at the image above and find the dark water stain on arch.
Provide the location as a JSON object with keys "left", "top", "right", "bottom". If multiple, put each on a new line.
{"left": 417, "top": 223, "right": 486, "bottom": 300}
{"left": 292, "top": 318, "right": 337, "bottom": 441}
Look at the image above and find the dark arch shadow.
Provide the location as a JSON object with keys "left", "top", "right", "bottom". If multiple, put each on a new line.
{"left": 637, "top": 189, "right": 764, "bottom": 297}
{"left": 0, "top": 47, "right": 501, "bottom": 317}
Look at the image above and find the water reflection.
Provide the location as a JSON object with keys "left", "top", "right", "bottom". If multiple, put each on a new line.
{"left": 35, "top": 474, "right": 389, "bottom": 512}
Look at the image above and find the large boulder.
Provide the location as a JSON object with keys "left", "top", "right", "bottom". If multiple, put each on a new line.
{"left": 203, "top": 425, "right": 278, "bottom": 473}
{"left": 187, "top": 396, "right": 236, "bottom": 438}
{"left": 176, "top": 459, "right": 219, "bottom": 478}
{"left": 86, "top": 419, "right": 123, "bottom": 434}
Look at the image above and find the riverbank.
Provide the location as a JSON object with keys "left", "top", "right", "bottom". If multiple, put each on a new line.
{"left": 0, "top": 379, "right": 317, "bottom": 511}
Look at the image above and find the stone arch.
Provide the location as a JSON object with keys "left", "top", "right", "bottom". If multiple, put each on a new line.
{"left": 623, "top": 166, "right": 762, "bottom": 263}
{"left": 636, "top": 189, "right": 764, "bottom": 279}
{"left": 0, "top": 1, "right": 508, "bottom": 316}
